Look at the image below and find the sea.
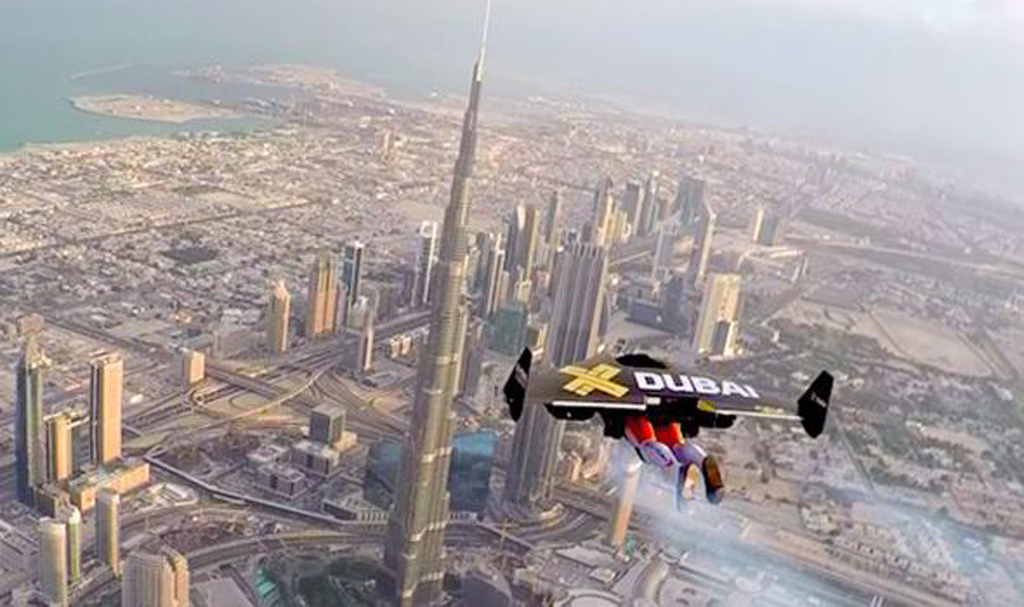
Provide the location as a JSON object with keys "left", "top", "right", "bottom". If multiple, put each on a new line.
{"left": 2, "top": 0, "right": 1017, "bottom": 199}
{"left": 0, "top": 0, "right": 497, "bottom": 152}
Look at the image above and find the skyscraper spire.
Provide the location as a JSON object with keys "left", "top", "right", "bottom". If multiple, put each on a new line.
{"left": 478, "top": 0, "right": 492, "bottom": 71}
{"left": 383, "top": 4, "right": 491, "bottom": 605}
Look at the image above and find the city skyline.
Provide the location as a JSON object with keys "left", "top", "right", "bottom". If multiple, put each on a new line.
{"left": 0, "top": 2, "right": 1022, "bottom": 605}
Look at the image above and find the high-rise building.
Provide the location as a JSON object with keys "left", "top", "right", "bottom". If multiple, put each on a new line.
{"left": 518, "top": 204, "right": 540, "bottom": 298}
{"left": 661, "top": 271, "right": 690, "bottom": 333}
{"left": 519, "top": 204, "right": 540, "bottom": 275}
{"left": 266, "top": 279, "right": 291, "bottom": 355}
{"left": 122, "top": 547, "right": 190, "bottom": 607}
{"left": 636, "top": 171, "right": 660, "bottom": 237}
{"left": 341, "top": 241, "right": 365, "bottom": 325}
{"left": 356, "top": 294, "right": 376, "bottom": 373}
{"left": 96, "top": 489, "right": 120, "bottom": 576}
{"left": 478, "top": 232, "right": 506, "bottom": 318}
{"left": 90, "top": 352, "right": 123, "bottom": 466}
{"left": 458, "top": 319, "right": 486, "bottom": 399}
{"left": 414, "top": 222, "right": 439, "bottom": 307}
{"left": 621, "top": 180, "right": 643, "bottom": 236}
{"left": 179, "top": 349, "right": 205, "bottom": 386}
{"left": 674, "top": 176, "right": 706, "bottom": 227}
{"left": 382, "top": 12, "right": 488, "bottom": 603}
{"left": 309, "top": 404, "right": 345, "bottom": 446}
{"left": 542, "top": 191, "right": 562, "bottom": 265}
{"left": 749, "top": 206, "right": 765, "bottom": 243}
{"left": 611, "top": 208, "right": 631, "bottom": 243}
{"left": 545, "top": 243, "right": 609, "bottom": 367}
{"left": 39, "top": 518, "right": 68, "bottom": 607}
{"left": 711, "top": 319, "right": 740, "bottom": 358}
{"left": 506, "top": 242, "right": 608, "bottom": 511}
{"left": 693, "top": 273, "right": 742, "bottom": 355}
{"left": 756, "top": 209, "right": 788, "bottom": 247}
{"left": 588, "top": 177, "right": 615, "bottom": 247}
{"left": 503, "top": 205, "right": 525, "bottom": 278}
{"left": 688, "top": 198, "right": 717, "bottom": 289}
{"left": 45, "top": 412, "right": 73, "bottom": 484}
{"left": 65, "top": 506, "right": 81, "bottom": 587}
{"left": 488, "top": 302, "right": 529, "bottom": 357}
{"left": 503, "top": 203, "right": 539, "bottom": 303}
{"left": 607, "top": 459, "right": 642, "bottom": 550}
{"left": 305, "top": 251, "right": 338, "bottom": 338}
{"left": 15, "top": 335, "right": 49, "bottom": 506}
{"left": 652, "top": 225, "right": 680, "bottom": 280}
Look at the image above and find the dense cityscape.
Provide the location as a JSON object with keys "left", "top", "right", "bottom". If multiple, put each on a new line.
{"left": 2, "top": 8, "right": 1024, "bottom": 607}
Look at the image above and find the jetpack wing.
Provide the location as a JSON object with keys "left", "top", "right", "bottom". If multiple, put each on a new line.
{"left": 502, "top": 349, "right": 649, "bottom": 422}
{"left": 713, "top": 371, "right": 834, "bottom": 438}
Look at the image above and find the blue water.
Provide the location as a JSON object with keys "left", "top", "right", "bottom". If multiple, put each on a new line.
{"left": 4, "top": 0, "right": 1018, "bottom": 198}
{"left": 0, "top": 0, "right": 492, "bottom": 152}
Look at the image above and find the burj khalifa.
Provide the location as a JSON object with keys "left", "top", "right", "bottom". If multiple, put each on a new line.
{"left": 382, "top": 2, "right": 491, "bottom": 605}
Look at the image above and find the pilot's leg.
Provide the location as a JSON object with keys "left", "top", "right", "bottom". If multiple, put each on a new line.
{"left": 656, "top": 423, "right": 725, "bottom": 505}
{"left": 624, "top": 416, "right": 674, "bottom": 468}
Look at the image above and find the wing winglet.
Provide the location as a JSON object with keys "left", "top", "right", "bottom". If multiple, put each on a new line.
{"left": 504, "top": 348, "right": 532, "bottom": 421}
{"left": 798, "top": 371, "right": 833, "bottom": 438}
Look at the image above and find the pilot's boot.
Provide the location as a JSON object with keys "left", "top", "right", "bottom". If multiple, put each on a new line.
{"left": 637, "top": 441, "right": 675, "bottom": 468}
{"left": 671, "top": 441, "right": 725, "bottom": 505}
{"left": 702, "top": 456, "right": 725, "bottom": 504}
{"left": 675, "top": 463, "right": 697, "bottom": 511}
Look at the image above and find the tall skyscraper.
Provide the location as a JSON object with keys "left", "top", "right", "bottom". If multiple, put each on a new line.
{"left": 661, "top": 271, "right": 691, "bottom": 333}
{"left": 545, "top": 243, "right": 609, "bottom": 367}
{"left": 636, "top": 171, "right": 660, "bottom": 237}
{"left": 90, "top": 352, "right": 123, "bottom": 465}
{"left": 503, "top": 205, "right": 524, "bottom": 277}
{"left": 122, "top": 547, "right": 190, "bottom": 607}
{"left": 305, "top": 251, "right": 338, "bottom": 338}
{"left": 266, "top": 279, "right": 291, "bottom": 355}
{"left": 45, "top": 411, "right": 73, "bottom": 483}
{"left": 383, "top": 9, "right": 488, "bottom": 603}
{"left": 341, "top": 241, "right": 365, "bottom": 325}
{"left": 503, "top": 203, "right": 539, "bottom": 303}
{"left": 652, "top": 225, "right": 680, "bottom": 280}
{"left": 518, "top": 204, "right": 540, "bottom": 294}
{"left": 607, "top": 458, "right": 642, "bottom": 550}
{"left": 506, "top": 242, "right": 608, "bottom": 511}
{"left": 749, "top": 206, "right": 766, "bottom": 243}
{"left": 39, "top": 518, "right": 68, "bottom": 607}
{"left": 478, "top": 232, "right": 506, "bottom": 318}
{"left": 15, "top": 335, "right": 49, "bottom": 506}
{"left": 65, "top": 506, "right": 81, "bottom": 587}
{"left": 458, "top": 319, "right": 485, "bottom": 399}
{"left": 621, "top": 180, "right": 643, "bottom": 235}
{"left": 756, "top": 208, "right": 788, "bottom": 247}
{"left": 689, "top": 198, "right": 717, "bottom": 289}
{"left": 414, "top": 222, "right": 439, "bottom": 307}
{"left": 693, "top": 273, "right": 742, "bottom": 355}
{"left": 543, "top": 190, "right": 562, "bottom": 265}
{"left": 96, "top": 489, "right": 121, "bottom": 576}
{"left": 674, "top": 176, "right": 706, "bottom": 227}
{"left": 179, "top": 349, "right": 205, "bottom": 386}
{"left": 588, "top": 177, "right": 615, "bottom": 248}
{"left": 356, "top": 293, "right": 377, "bottom": 373}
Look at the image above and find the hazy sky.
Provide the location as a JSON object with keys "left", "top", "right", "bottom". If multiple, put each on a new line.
{"left": 474, "top": 0, "right": 1023, "bottom": 193}
{"left": 5, "top": 0, "right": 1021, "bottom": 195}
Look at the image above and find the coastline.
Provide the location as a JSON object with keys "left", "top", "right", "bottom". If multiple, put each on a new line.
{"left": 68, "top": 94, "right": 244, "bottom": 125}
